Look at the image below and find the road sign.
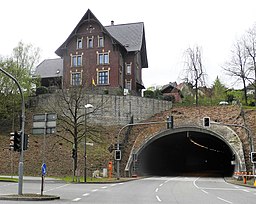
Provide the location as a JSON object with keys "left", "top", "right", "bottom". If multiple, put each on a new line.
{"left": 32, "top": 113, "right": 57, "bottom": 135}
{"left": 42, "top": 163, "right": 47, "bottom": 176}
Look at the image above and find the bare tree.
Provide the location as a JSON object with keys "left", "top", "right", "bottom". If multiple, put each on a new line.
{"left": 244, "top": 24, "right": 256, "bottom": 102}
{"left": 223, "top": 39, "right": 250, "bottom": 105}
{"left": 183, "top": 46, "right": 206, "bottom": 106}
{"left": 45, "top": 86, "right": 105, "bottom": 181}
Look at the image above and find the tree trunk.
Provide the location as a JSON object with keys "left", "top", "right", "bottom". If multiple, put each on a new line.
{"left": 242, "top": 78, "right": 248, "bottom": 105}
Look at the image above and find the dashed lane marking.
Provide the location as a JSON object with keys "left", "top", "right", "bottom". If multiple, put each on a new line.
{"left": 83, "top": 193, "right": 90, "bottom": 196}
{"left": 217, "top": 197, "right": 233, "bottom": 204}
{"left": 201, "top": 189, "right": 209, "bottom": 194}
{"left": 43, "top": 183, "right": 70, "bottom": 193}
{"left": 72, "top": 197, "right": 81, "bottom": 202}
{"left": 156, "top": 195, "right": 162, "bottom": 202}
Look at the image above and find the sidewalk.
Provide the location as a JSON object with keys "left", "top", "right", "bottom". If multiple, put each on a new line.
{"left": 0, "top": 175, "right": 61, "bottom": 201}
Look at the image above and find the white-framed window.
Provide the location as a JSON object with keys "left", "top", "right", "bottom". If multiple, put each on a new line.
{"left": 126, "top": 80, "right": 132, "bottom": 90}
{"left": 71, "top": 55, "right": 82, "bottom": 67}
{"left": 126, "top": 63, "right": 132, "bottom": 75}
{"left": 98, "top": 36, "right": 104, "bottom": 47}
{"left": 87, "top": 36, "right": 94, "bottom": 48}
{"left": 97, "top": 52, "right": 109, "bottom": 65}
{"left": 77, "top": 38, "right": 83, "bottom": 49}
{"left": 97, "top": 70, "right": 109, "bottom": 85}
{"left": 71, "top": 72, "right": 82, "bottom": 86}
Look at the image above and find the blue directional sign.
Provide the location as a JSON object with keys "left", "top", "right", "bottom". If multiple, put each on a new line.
{"left": 42, "top": 163, "right": 47, "bottom": 176}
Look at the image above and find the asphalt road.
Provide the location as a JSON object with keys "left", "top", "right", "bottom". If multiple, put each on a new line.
{"left": 0, "top": 177, "right": 256, "bottom": 203}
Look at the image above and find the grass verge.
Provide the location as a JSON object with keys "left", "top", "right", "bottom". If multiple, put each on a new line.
{"left": 0, "top": 177, "right": 18, "bottom": 182}
{"left": 57, "top": 176, "right": 136, "bottom": 183}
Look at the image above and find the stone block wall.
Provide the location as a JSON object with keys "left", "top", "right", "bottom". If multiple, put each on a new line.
{"left": 88, "top": 95, "right": 172, "bottom": 125}
{"left": 35, "top": 94, "right": 172, "bottom": 125}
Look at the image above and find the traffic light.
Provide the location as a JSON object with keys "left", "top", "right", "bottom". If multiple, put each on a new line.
{"left": 251, "top": 152, "right": 256, "bottom": 163}
{"left": 23, "top": 134, "right": 29, "bottom": 151}
{"left": 14, "top": 131, "right": 22, "bottom": 152}
{"left": 203, "top": 117, "right": 210, "bottom": 127}
{"left": 167, "top": 116, "right": 173, "bottom": 129}
{"left": 115, "top": 150, "right": 121, "bottom": 160}
{"left": 9, "top": 132, "right": 15, "bottom": 151}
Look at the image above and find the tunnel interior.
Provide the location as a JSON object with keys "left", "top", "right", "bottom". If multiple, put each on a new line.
{"left": 137, "top": 131, "right": 235, "bottom": 177}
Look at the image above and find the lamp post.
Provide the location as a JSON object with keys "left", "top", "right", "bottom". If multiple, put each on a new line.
{"left": 84, "top": 104, "right": 93, "bottom": 183}
{"left": 0, "top": 67, "right": 25, "bottom": 195}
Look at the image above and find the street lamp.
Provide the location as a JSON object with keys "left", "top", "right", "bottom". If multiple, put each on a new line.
{"left": 0, "top": 67, "right": 25, "bottom": 195}
{"left": 84, "top": 103, "right": 93, "bottom": 183}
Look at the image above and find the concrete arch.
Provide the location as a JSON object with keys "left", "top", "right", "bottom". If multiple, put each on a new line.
{"left": 125, "top": 126, "right": 246, "bottom": 176}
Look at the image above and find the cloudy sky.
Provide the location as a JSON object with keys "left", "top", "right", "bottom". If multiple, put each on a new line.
{"left": 1, "top": 0, "right": 256, "bottom": 89}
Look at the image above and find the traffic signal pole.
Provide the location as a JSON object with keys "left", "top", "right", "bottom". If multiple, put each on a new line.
{"left": 0, "top": 67, "right": 25, "bottom": 195}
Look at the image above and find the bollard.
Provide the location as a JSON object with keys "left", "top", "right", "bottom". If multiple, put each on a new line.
{"left": 243, "top": 175, "right": 247, "bottom": 184}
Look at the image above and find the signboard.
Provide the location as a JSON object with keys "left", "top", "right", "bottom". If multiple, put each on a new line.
{"left": 42, "top": 163, "right": 47, "bottom": 176}
{"left": 32, "top": 113, "right": 57, "bottom": 135}
{"left": 32, "top": 128, "right": 56, "bottom": 135}
{"left": 47, "top": 113, "right": 57, "bottom": 121}
{"left": 33, "top": 114, "right": 46, "bottom": 122}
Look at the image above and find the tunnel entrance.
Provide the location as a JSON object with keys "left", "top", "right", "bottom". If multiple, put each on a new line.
{"left": 137, "top": 131, "right": 235, "bottom": 177}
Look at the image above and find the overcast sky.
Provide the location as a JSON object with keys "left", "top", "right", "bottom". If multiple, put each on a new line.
{"left": 1, "top": 0, "right": 256, "bottom": 89}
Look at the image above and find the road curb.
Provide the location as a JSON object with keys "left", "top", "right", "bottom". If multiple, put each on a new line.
{"left": 0, "top": 194, "right": 60, "bottom": 201}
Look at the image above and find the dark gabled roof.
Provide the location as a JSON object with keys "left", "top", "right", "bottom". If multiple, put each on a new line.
{"left": 161, "top": 82, "right": 177, "bottom": 93}
{"left": 106, "top": 22, "right": 143, "bottom": 52}
{"left": 35, "top": 58, "right": 63, "bottom": 78}
{"left": 55, "top": 9, "right": 148, "bottom": 68}
{"left": 106, "top": 22, "right": 148, "bottom": 68}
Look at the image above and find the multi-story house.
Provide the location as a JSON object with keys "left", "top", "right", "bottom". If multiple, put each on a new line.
{"left": 55, "top": 9, "right": 148, "bottom": 96}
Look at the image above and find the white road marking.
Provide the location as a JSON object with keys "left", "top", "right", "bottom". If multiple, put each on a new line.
{"left": 101, "top": 186, "right": 108, "bottom": 189}
{"left": 156, "top": 195, "right": 162, "bottom": 202}
{"left": 42, "top": 183, "right": 70, "bottom": 193}
{"left": 243, "top": 189, "right": 249, "bottom": 192}
{"left": 193, "top": 177, "right": 200, "bottom": 189}
{"left": 155, "top": 188, "right": 159, "bottom": 192}
{"left": 201, "top": 189, "right": 209, "bottom": 194}
{"left": 92, "top": 189, "right": 99, "bottom": 192}
{"left": 217, "top": 197, "right": 233, "bottom": 204}
{"left": 159, "top": 183, "right": 163, "bottom": 187}
{"left": 201, "top": 187, "right": 247, "bottom": 191}
{"left": 72, "top": 197, "right": 81, "bottom": 202}
{"left": 83, "top": 193, "right": 90, "bottom": 196}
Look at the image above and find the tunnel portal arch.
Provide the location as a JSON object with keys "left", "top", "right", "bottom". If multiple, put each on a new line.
{"left": 126, "top": 126, "right": 245, "bottom": 177}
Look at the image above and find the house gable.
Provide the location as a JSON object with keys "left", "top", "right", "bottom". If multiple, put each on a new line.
{"left": 54, "top": 9, "right": 148, "bottom": 96}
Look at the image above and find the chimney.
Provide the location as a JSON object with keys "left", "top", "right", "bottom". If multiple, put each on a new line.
{"left": 111, "top": 20, "right": 114, "bottom": 26}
